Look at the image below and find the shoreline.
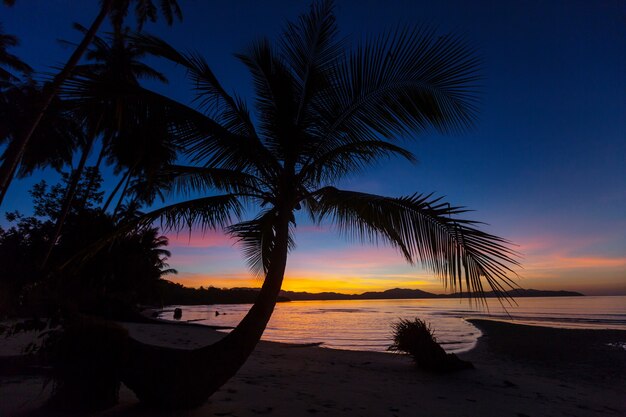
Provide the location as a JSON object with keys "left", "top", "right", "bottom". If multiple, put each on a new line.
{"left": 1, "top": 319, "right": 625, "bottom": 416}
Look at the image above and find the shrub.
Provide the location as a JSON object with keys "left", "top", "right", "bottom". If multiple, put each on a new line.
{"left": 389, "top": 318, "right": 473, "bottom": 372}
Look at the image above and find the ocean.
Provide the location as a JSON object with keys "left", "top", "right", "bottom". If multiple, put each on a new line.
{"left": 160, "top": 295, "right": 626, "bottom": 354}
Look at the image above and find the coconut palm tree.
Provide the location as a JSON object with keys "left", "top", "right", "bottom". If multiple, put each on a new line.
{"left": 0, "top": 82, "right": 85, "bottom": 204}
{"left": 0, "top": 0, "right": 182, "bottom": 206}
{"left": 0, "top": 23, "right": 32, "bottom": 84}
{"left": 41, "top": 27, "right": 170, "bottom": 267}
{"left": 69, "top": 1, "right": 518, "bottom": 408}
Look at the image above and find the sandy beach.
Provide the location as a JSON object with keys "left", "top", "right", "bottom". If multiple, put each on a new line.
{"left": 1, "top": 319, "right": 625, "bottom": 417}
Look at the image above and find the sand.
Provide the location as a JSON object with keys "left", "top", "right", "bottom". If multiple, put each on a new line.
{"left": 1, "top": 318, "right": 625, "bottom": 417}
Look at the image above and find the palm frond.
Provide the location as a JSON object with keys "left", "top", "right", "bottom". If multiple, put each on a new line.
{"left": 235, "top": 39, "right": 299, "bottom": 160}
{"left": 280, "top": 0, "right": 345, "bottom": 126}
{"left": 0, "top": 24, "right": 32, "bottom": 80}
{"left": 309, "top": 26, "right": 480, "bottom": 156}
{"left": 299, "top": 139, "right": 416, "bottom": 184}
{"left": 134, "top": 194, "right": 242, "bottom": 233}
{"left": 152, "top": 164, "right": 265, "bottom": 198}
{"left": 310, "top": 187, "right": 519, "bottom": 299}
{"left": 227, "top": 210, "right": 296, "bottom": 276}
{"left": 61, "top": 194, "right": 241, "bottom": 270}
{"left": 130, "top": 32, "right": 257, "bottom": 138}
{"left": 61, "top": 73, "right": 274, "bottom": 175}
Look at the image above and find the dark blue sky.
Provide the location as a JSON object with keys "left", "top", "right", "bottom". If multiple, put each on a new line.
{"left": 2, "top": 0, "right": 625, "bottom": 294}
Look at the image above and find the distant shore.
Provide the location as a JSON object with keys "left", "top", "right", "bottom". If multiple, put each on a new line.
{"left": 1, "top": 318, "right": 625, "bottom": 416}
{"left": 156, "top": 281, "right": 584, "bottom": 306}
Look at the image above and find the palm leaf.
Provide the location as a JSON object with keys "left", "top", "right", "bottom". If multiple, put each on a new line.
{"left": 309, "top": 26, "right": 480, "bottom": 157}
{"left": 310, "top": 187, "right": 518, "bottom": 299}
{"left": 299, "top": 139, "right": 416, "bottom": 184}
{"left": 61, "top": 194, "right": 241, "bottom": 269}
{"left": 130, "top": 32, "right": 257, "bottom": 138}
{"left": 235, "top": 39, "right": 299, "bottom": 160}
{"left": 280, "top": 0, "right": 345, "bottom": 126}
{"left": 227, "top": 210, "right": 296, "bottom": 276}
{"left": 152, "top": 164, "right": 265, "bottom": 198}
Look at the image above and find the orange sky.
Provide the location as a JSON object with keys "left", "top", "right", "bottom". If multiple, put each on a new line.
{"left": 165, "top": 229, "right": 626, "bottom": 296}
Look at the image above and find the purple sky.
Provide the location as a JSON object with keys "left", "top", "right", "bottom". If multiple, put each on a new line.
{"left": 2, "top": 0, "right": 625, "bottom": 295}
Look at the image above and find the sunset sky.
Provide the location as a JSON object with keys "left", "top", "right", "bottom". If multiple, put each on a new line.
{"left": 2, "top": 0, "right": 625, "bottom": 295}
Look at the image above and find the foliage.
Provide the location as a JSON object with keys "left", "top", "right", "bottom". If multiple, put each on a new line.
{"left": 0, "top": 81, "right": 85, "bottom": 178}
{"left": 153, "top": 281, "right": 291, "bottom": 306}
{"left": 0, "top": 175, "right": 175, "bottom": 316}
{"left": 0, "top": 22, "right": 32, "bottom": 83}
{"left": 87, "top": 0, "right": 522, "bottom": 298}
{"left": 388, "top": 317, "right": 473, "bottom": 372}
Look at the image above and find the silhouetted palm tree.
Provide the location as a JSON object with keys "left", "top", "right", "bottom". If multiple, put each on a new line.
{"left": 0, "top": 82, "right": 85, "bottom": 203}
{"left": 0, "top": 0, "right": 182, "bottom": 206}
{"left": 0, "top": 23, "right": 32, "bottom": 84}
{"left": 84, "top": 1, "right": 518, "bottom": 408}
{"left": 42, "top": 26, "right": 170, "bottom": 268}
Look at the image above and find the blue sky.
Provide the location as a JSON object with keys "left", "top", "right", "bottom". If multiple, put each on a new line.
{"left": 2, "top": 0, "right": 625, "bottom": 294}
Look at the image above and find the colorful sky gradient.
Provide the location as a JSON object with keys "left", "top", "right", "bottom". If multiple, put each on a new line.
{"left": 2, "top": 0, "right": 625, "bottom": 295}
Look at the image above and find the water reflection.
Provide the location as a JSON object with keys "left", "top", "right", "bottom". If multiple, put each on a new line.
{"left": 160, "top": 296, "right": 626, "bottom": 354}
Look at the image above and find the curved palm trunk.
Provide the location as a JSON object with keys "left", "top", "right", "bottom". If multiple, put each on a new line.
{"left": 122, "top": 212, "right": 291, "bottom": 408}
{"left": 0, "top": 0, "right": 113, "bottom": 206}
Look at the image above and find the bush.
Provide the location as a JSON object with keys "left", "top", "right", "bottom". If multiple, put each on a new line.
{"left": 389, "top": 318, "right": 473, "bottom": 372}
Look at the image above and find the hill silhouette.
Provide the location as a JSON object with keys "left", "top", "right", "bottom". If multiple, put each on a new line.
{"left": 156, "top": 284, "right": 583, "bottom": 305}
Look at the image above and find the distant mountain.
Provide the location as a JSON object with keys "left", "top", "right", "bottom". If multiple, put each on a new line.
{"left": 280, "top": 287, "right": 584, "bottom": 301}
{"left": 157, "top": 283, "right": 584, "bottom": 305}
{"left": 356, "top": 288, "right": 440, "bottom": 299}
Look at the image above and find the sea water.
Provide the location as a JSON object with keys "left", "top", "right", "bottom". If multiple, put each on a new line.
{"left": 160, "top": 296, "right": 626, "bottom": 353}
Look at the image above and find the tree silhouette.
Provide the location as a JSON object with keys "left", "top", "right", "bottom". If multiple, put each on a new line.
{"left": 0, "top": 23, "right": 31, "bottom": 83}
{"left": 0, "top": 82, "right": 85, "bottom": 204}
{"left": 72, "top": 1, "right": 519, "bottom": 408}
{"left": 41, "top": 26, "right": 171, "bottom": 267}
{"left": 0, "top": 0, "right": 182, "bottom": 206}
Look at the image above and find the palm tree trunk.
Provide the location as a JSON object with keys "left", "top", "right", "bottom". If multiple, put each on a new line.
{"left": 102, "top": 169, "right": 131, "bottom": 213}
{"left": 77, "top": 142, "right": 107, "bottom": 211}
{"left": 0, "top": 143, "right": 19, "bottom": 206}
{"left": 111, "top": 169, "right": 133, "bottom": 218}
{"left": 0, "top": 0, "right": 113, "bottom": 207}
{"left": 122, "top": 211, "right": 291, "bottom": 408}
{"left": 40, "top": 139, "right": 94, "bottom": 269}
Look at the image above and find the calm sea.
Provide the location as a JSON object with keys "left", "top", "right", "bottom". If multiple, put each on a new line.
{"left": 160, "top": 296, "right": 626, "bottom": 354}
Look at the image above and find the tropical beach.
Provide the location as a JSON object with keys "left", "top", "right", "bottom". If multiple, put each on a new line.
{"left": 2, "top": 317, "right": 625, "bottom": 416}
{"left": 1, "top": 0, "right": 625, "bottom": 415}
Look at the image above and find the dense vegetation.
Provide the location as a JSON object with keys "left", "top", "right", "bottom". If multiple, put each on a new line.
{"left": 0, "top": 0, "right": 520, "bottom": 410}
{"left": 0, "top": 172, "right": 176, "bottom": 317}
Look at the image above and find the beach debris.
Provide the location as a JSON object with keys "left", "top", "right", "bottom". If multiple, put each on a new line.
{"left": 388, "top": 318, "right": 474, "bottom": 372}
{"left": 173, "top": 308, "right": 182, "bottom": 320}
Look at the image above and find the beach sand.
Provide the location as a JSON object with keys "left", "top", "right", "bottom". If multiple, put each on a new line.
{"left": 1, "top": 319, "right": 625, "bottom": 416}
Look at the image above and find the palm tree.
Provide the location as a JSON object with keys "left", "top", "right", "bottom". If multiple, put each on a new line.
{"left": 0, "top": 23, "right": 32, "bottom": 84}
{"left": 0, "top": 82, "right": 85, "bottom": 204}
{"left": 41, "top": 27, "right": 170, "bottom": 267}
{"left": 72, "top": 1, "right": 518, "bottom": 408}
{"left": 0, "top": 0, "right": 182, "bottom": 206}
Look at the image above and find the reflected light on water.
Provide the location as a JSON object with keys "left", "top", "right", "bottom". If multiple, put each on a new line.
{"left": 160, "top": 296, "right": 626, "bottom": 354}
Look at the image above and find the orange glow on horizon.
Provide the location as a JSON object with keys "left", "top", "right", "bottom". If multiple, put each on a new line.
{"left": 167, "top": 273, "right": 443, "bottom": 294}
{"left": 164, "top": 230, "right": 626, "bottom": 295}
